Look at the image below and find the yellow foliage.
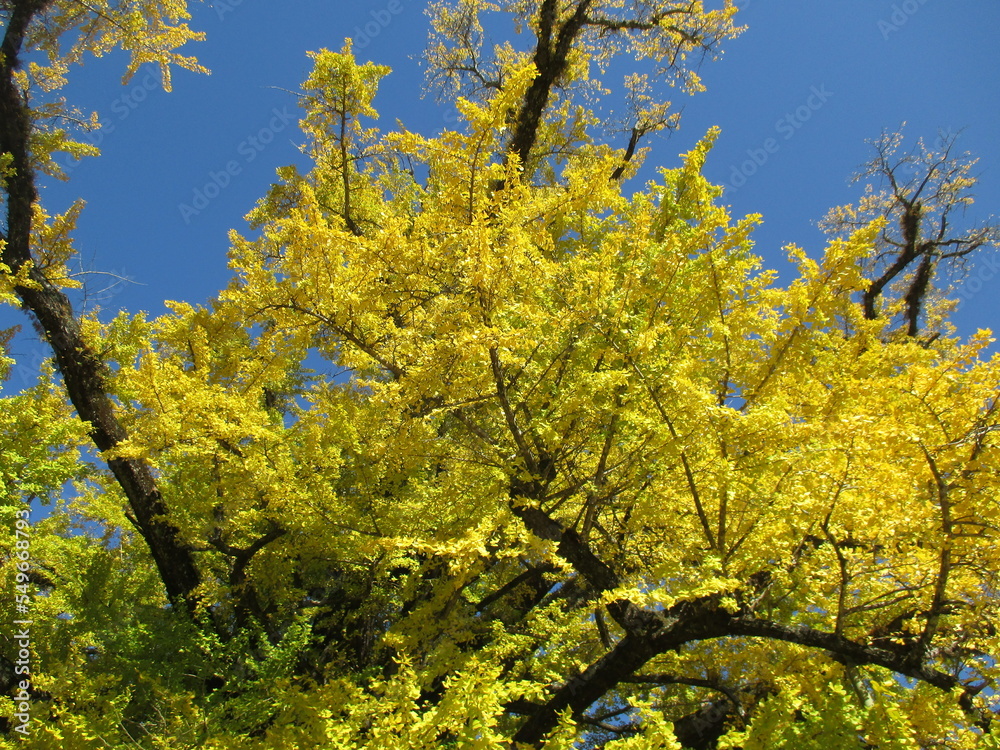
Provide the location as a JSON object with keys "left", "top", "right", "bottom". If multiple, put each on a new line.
{"left": 2, "top": 2, "right": 999, "bottom": 749}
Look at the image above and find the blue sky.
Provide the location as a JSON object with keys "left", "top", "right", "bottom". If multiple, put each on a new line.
{"left": 5, "top": 0, "right": 1000, "bottom": 385}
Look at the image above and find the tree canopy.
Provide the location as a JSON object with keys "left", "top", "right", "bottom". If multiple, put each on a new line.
{"left": 2, "top": 2, "right": 999, "bottom": 748}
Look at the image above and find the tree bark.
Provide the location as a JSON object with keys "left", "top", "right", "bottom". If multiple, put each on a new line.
{"left": 0, "top": 0, "right": 201, "bottom": 609}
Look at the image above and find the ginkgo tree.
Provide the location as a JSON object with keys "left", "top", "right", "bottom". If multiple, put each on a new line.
{"left": 2, "top": 1, "right": 1000, "bottom": 748}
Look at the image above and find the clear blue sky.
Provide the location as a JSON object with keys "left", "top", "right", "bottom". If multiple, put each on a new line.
{"left": 5, "top": 0, "right": 1000, "bottom": 385}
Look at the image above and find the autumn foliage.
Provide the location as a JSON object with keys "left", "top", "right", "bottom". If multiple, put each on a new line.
{"left": 1, "top": 2, "right": 999, "bottom": 748}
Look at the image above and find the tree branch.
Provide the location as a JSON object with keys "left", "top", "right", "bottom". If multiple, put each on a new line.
{"left": 0, "top": 0, "right": 201, "bottom": 609}
{"left": 505, "top": 0, "right": 593, "bottom": 168}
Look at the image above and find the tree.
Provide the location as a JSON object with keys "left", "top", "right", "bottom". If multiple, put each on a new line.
{"left": 821, "top": 128, "right": 1000, "bottom": 341}
{"left": 2, "top": 2, "right": 999, "bottom": 748}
